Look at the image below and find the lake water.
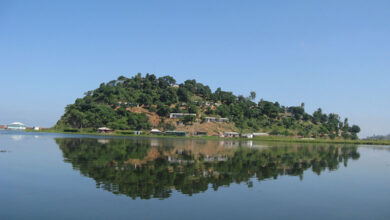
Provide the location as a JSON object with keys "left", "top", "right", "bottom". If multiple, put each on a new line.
{"left": 1, "top": 130, "right": 390, "bottom": 220}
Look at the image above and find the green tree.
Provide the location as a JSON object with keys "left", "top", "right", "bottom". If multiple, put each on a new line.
{"left": 183, "top": 115, "right": 196, "bottom": 125}
{"left": 250, "top": 91, "right": 256, "bottom": 100}
{"left": 158, "top": 76, "right": 176, "bottom": 88}
{"left": 350, "top": 125, "right": 361, "bottom": 134}
{"left": 177, "top": 87, "right": 191, "bottom": 102}
{"left": 156, "top": 104, "right": 171, "bottom": 117}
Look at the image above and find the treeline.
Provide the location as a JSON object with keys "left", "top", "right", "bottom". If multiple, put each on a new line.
{"left": 365, "top": 134, "right": 390, "bottom": 140}
{"left": 56, "top": 73, "right": 360, "bottom": 139}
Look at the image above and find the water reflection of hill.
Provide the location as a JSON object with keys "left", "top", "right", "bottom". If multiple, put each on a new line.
{"left": 56, "top": 138, "right": 360, "bottom": 200}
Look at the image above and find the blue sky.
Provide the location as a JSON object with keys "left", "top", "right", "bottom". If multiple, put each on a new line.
{"left": 0, "top": 0, "right": 389, "bottom": 137}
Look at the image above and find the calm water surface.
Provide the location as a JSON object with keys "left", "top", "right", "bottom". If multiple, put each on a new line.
{"left": 1, "top": 130, "right": 390, "bottom": 219}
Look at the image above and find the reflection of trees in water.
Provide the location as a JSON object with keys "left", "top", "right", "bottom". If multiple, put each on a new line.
{"left": 56, "top": 138, "right": 360, "bottom": 200}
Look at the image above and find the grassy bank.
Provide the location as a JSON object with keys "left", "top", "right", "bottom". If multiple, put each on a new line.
{"left": 18, "top": 129, "right": 390, "bottom": 146}
{"left": 25, "top": 129, "right": 221, "bottom": 140}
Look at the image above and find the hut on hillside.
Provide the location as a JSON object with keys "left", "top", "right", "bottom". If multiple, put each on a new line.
{"left": 169, "top": 113, "right": 196, "bottom": 119}
{"left": 204, "top": 117, "right": 229, "bottom": 123}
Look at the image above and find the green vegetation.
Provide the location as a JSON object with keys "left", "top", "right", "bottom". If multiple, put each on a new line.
{"left": 56, "top": 138, "right": 360, "bottom": 199}
{"left": 56, "top": 73, "right": 361, "bottom": 139}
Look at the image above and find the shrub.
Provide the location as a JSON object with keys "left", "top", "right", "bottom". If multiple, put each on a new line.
{"left": 63, "top": 128, "right": 79, "bottom": 132}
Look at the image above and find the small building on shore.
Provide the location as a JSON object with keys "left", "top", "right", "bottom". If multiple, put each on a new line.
{"left": 196, "top": 131, "right": 208, "bottom": 136}
{"left": 7, "top": 122, "right": 26, "bottom": 130}
{"left": 165, "top": 131, "right": 186, "bottom": 136}
{"left": 98, "top": 127, "right": 112, "bottom": 133}
{"left": 253, "top": 133, "right": 269, "bottom": 137}
{"left": 134, "top": 131, "right": 142, "bottom": 135}
{"left": 222, "top": 132, "right": 240, "bottom": 138}
{"left": 97, "top": 139, "right": 110, "bottom": 144}
{"left": 242, "top": 133, "right": 254, "bottom": 139}
{"left": 150, "top": 129, "right": 162, "bottom": 134}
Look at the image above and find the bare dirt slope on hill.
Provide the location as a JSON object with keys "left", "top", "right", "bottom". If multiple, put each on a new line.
{"left": 127, "top": 107, "right": 238, "bottom": 136}
{"left": 176, "top": 122, "right": 238, "bottom": 136}
{"left": 126, "top": 107, "right": 161, "bottom": 127}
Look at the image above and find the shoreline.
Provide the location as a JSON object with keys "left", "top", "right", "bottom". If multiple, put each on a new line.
{"left": 3, "top": 129, "right": 390, "bottom": 145}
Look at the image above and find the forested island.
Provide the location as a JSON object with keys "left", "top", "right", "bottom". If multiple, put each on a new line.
{"left": 56, "top": 73, "right": 361, "bottom": 139}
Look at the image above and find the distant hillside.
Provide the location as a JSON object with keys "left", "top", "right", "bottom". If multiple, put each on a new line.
{"left": 365, "top": 134, "right": 390, "bottom": 140}
{"left": 56, "top": 73, "right": 361, "bottom": 139}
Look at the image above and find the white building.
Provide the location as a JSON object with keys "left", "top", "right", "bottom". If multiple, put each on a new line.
{"left": 222, "top": 132, "right": 240, "bottom": 138}
{"left": 98, "top": 127, "right": 112, "bottom": 133}
{"left": 204, "top": 117, "right": 229, "bottom": 123}
{"left": 169, "top": 113, "right": 196, "bottom": 119}
{"left": 242, "top": 133, "right": 254, "bottom": 139}
{"left": 150, "top": 129, "right": 162, "bottom": 134}
{"left": 7, "top": 122, "right": 26, "bottom": 130}
{"left": 253, "top": 133, "right": 269, "bottom": 136}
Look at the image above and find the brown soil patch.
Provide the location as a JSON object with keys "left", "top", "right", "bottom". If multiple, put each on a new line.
{"left": 126, "top": 107, "right": 161, "bottom": 127}
{"left": 125, "top": 106, "right": 239, "bottom": 135}
{"left": 176, "top": 122, "right": 238, "bottom": 136}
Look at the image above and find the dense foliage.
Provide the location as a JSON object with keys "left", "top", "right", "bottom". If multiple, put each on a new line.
{"left": 56, "top": 138, "right": 360, "bottom": 200}
{"left": 56, "top": 73, "right": 360, "bottom": 139}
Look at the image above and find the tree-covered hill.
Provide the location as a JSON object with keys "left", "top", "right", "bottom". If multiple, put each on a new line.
{"left": 56, "top": 73, "right": 360, "bottom": 139}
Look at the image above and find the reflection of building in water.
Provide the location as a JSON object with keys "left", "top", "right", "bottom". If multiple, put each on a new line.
{"left": 242, "top": 141, "right": 270, "bottom": 149}
{"left": 219, "top": 140, "right": 240, "bottom": 148}
{"left": 97, "top": 139, "right": 110, "bottom": 144}
{"left": 150, "top": 139, "right": 160, "bottom": 147}
{"left": 11, "top": 135, "right": 24, "bottom": 141}
{"left": 244, "top": 141, "right": 253, "bottom": 147}
{"left": 202, "top": 171, "right": 220, "bottom": 177}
